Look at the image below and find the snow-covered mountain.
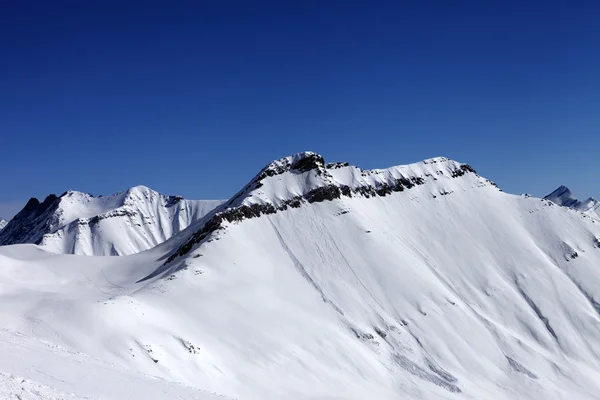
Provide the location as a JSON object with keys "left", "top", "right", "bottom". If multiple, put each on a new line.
{"left": 0, "top": 218, "right": 7, "bottom": 231}
{"left": 2, "top": 152, "right": 600, "bottom": 400}
{"left": 0, "top": 186, "right": 223, "bottom": 256}
{"left": 544, "top": 185, "right": 600, "bottom": 219}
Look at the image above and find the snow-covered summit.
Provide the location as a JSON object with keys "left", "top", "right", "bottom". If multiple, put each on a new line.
{"left": 167, "top": 152, "right": 496, "bottom": 263}
{"left": 232, "top": 151, "right": 485, "bottom": 208}
{"left": 0, "top": 186, "right": 224, "bottom": 256}
{"left": 544, "top": 185, "right": 600, "bottom": 218}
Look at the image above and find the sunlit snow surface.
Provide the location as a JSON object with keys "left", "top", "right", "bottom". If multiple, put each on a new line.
{"left": 0, "top": 328, "right": 230, "bottom": 400}
{"left": 2, "top": 154, "right": 600, "bottom": 399}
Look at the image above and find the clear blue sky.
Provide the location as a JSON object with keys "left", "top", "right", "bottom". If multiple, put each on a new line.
{"left": 1, "top": 1, "right": 598, "bottom": 218}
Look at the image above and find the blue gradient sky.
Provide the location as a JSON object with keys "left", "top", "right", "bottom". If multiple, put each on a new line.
{"left": 1, "top": 1, "right": 599, "bottom": 218}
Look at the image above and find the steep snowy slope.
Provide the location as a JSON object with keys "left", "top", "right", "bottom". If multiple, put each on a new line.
{"left": 545, "top": 185, "right": 600, "bottom": 219}
{"left": 0, "top": 218, "right": 7, "bottom": 231}
{"left": 2, "top": 152, "right": 600, "bottom": 400}
{"left": 0, "top": 186, "right": 223, "bottom": 255}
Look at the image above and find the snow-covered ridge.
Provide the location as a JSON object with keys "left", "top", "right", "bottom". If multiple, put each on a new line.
{"left": 0, "top": 185, "right": 224, "bottom": 256}
{"left": 4, "top": 152, "right": 600, "bottom": 399}
{"left": 3, "top": 153, "right": 600, "bottom": 399}
{"left": 0, "top": 218, "right": 7, "bottom": 231}
{"left": 545, "top": 185, "right": 600, "bottom": 219}
{"left": 167, "top": 152, "right": 496, "bottom": 263}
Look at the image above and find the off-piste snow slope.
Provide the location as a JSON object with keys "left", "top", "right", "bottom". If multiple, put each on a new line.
{"left": 0, "top": 328, "right": 231, "bottom": 400}
{"left": 545, "top": 185, "right": 600, "bottom": 220}
{"left": 2, "top": 152, "right": 600, "bottom": 400}
{"left": 0, "top": 186, "right": 223, "bottom": 255}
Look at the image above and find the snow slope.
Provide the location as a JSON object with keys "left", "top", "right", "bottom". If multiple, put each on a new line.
{"left": 0, "top": 328, "right": 230, "bottom": 400}
{"left": 0, "top": 186, "right": 223, "bottom": 255}
{"left": 0, "top": 217, "right": 7, "bottom": 231}
{"left": 2, "top": 152, "right": 600, "bottom": 399}
{"left": 545, "top": 185, "right": 600, "bottom": 219}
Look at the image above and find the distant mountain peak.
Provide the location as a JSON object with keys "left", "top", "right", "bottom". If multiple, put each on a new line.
{"left": 545, "top": 185, "right": 600, "bottom": 217}
{"left": 0, "top": 218, "right": 7, "bottom": 231}
{"left": 0, "top": 186, "right": 224, "bottom": 255}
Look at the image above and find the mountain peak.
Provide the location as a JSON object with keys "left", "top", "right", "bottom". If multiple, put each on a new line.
{"left": 544, "top": 185, "right": 579, "bottom": 208}
{"left": 0, "top": 218, "right": 7, "bottom": 231}
{"left": 545, "top": 185, "right": 600, "bottom": 216}
{"left": 260, "top": 151, "right": 326, "bottom": 177}
{"left": 127, "top": 185, "right": 154, "bottom": 194}
{"left": 0, "top": 186, "right": 224, "bottom": 255}
{"left": 124, "top": 185, "right": 158, "bottom": 202}
{"left": 168, "top": 153, "right": 490, "bottom": 263}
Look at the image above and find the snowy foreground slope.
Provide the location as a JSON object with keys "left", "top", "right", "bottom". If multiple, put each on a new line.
{"left": 0, "top": 186, "right": 223, "bottom": 255}
{"left": 2, "top": 152, "right": 600, "bottom": 399}
{"left": 545, "top": 185, "right": 600, "bottom": 220}
{"left": 0, "top": 328, "right": 229, "bottom": 400}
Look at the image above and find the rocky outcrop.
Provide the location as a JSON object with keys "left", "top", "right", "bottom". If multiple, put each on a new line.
{"left": 0, "top": 195, "right": 62, "bottom": 245}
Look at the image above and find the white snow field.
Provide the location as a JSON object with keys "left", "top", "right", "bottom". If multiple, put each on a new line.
{"left": 0, "top": 328, "right": 230, "bottom": 400}
{"left": 0, "top": 185, "right": 223, "bottom": 255}
{"left": 2, "top": 152, "right": 600, "bottom": 399}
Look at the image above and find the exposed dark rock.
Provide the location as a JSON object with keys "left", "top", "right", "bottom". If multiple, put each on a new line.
{"left": 326, "top": 162, "right": 349, "bottom": 169}
{"left": 305, "top": 185, "right": 342, "bottom": 203}
{"left": 290, "top": 153, "right": 325, "bottom": 173}
{"left": 86, "top": 209, "right": 138, "bottom": 226}
{"left": 340, "top": 185, "right": 352, "bottom": 197}
{"left": 374, "top": 326, "right": 387, "bottom": 339}
{"left": 451, "top": 164, "right": 477, "bottom": 178}
{"left": 350, "top": 328, "right": 375, "bottom": 341}
{"left": 165, "top": 195, "right": 184, "bottom": 207}
{"left": 0, "top": 194, "right": 61, "bottom": 246}
{"left": 23, "top": 197, "right": 41, "bottom": 211}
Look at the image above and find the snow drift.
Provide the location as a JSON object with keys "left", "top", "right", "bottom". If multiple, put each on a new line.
{"left": 2, "top": 152, "right": 600, "bottom": 400}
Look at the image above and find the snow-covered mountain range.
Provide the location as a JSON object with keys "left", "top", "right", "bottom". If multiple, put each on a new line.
{"left": 2, "top": 152, "right": 600, "bottom": 400}
{"left": 0, "top": 186, "right": 223, "bottom": 256}
{"left": 544, "top": 185, "right": 600, "bottom": 219}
